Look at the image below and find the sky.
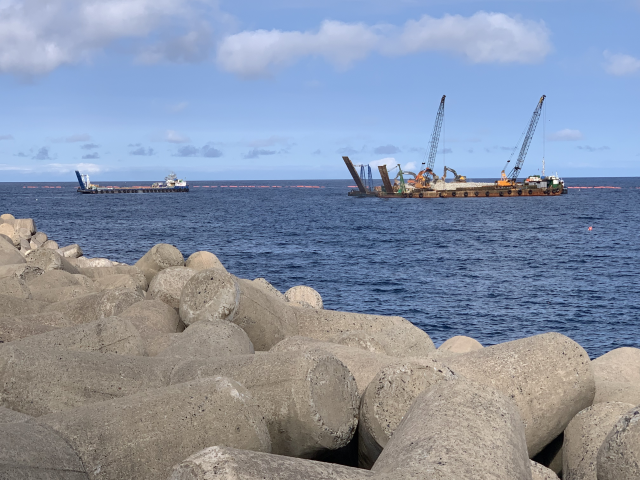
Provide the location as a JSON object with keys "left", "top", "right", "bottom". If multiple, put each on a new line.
{"left": 0, "top": 0, "right": 638, "bottom": 181}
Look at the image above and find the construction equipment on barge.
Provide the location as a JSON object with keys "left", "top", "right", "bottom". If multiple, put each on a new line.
{"left": 75, "top": 171, "right": 189, "bottom": 194}
{"left": 346, "top": 94, "right": 566, "bottom": 199}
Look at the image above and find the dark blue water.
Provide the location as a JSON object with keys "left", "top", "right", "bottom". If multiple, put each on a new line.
{"left": 2, "top": 178, "right": 639, "bottom": 358}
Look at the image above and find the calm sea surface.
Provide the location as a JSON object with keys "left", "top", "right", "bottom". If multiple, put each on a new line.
{"left": 2, "top": 178, "right": 639, "bottom": 358}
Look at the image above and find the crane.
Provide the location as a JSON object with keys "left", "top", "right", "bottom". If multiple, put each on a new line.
{"left": 358, "top": 164, "right": 374, "bottom": 192}
{"left": 498, "top": 95, "right": 546, "bottom": 187}
{"left": 414, "top": 95, "right": 446, "bottom": 188}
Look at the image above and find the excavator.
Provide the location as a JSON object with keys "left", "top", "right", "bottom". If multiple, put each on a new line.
{"left": 442, "top": 166, "right": 466, "bottom": 183}
{"left": 497, "top": 95, "right": 546, "bottom": 187}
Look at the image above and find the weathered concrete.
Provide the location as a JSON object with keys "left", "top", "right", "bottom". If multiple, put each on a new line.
{"left": 0, "top": 263, "right": 43, "bottom": 283}
{"left": 0, "top": 405, "right": 31, "bottom": 424}
{"left": 186, "top": 251, "right": 226, "bottom": 271}
{"left": 33, "top": 376, "right": 271, "bottom": 480}
{"left": 532, "top": 433, "right": 563, "bottom": 476}
{"left": 117, "top": 299, "right": 182, "bottom": 354}
{"left": 58, "top": 244, "right": 83, "bottom": 258}
{"left": 42, "top": 239, "right": 59, "bottom": 250}
{"left": 92, "top": 273, "right": 144, "bottom": 293}
{"left": 169, "top": 349, "right": 359, "bottom": 458}
{"left": 444, "top": 333, "right": 595, "bottom": 457}
{"left": 27, "top": 270, "right": 94, "bottom": 290}
{"left": 252, "top": 277, "right": 287, "bottom": 301}
{"left": 358, "top": 358, "right": 456, "bottom": 468}
{"left": 135, "top": 243, "right": 185, "bottom": 284}
{"left": 0, "top": 213, "right": 15, "bottom": 224}
{"left": 157, "top": 321, "right": 254, "bottom": 359}
{"left": 33, "top": 231, "right": 47, "bottom": 244}
{"left": 438, "top": 335, "right": 483, "bottom": 354}
{"left": 530, "top": 460, "right": 559, "bottom": 480}
{"left": 180, "top": 269, "right": 435, "bottom": 357}
{"left": 79, "top": 265, "right": 148, "bottom": 290}
{"left": 0, "top": 274, "right": 31, "bottom": 299}
{"left": 592, "top": 347, "right": 640, "bottom": 404}
{"left": 0, "top": 294, "right": 47, "bottom": 317}
{"left": 563, "top": 402, "right": 634, "bottom": 480}
{"left": 0, "top": 346, "right": 174, "bottom": 416}
{"left": 43, "top": 287, "right": 144, "bottom": 325}
{"left": 285, "top": 285, "right": 323, "bottom": 309}
{"left": 30, "top": 285, "right": 96, "bottom": 303}
{"left": 371, "top": 377, "right": 532, "bottom": 480}
{"left": 0, "top": 235, "right": 25, "bottom": 266}
{"left": 271, "top": 336, "right": 400, "bottom": 397}
{"left": 14, "top": 218, "right": 36, "bottom": 235}
{"left": 0, "top": 421, "right": 88, "bottom": 479}
{"left": 26, "top": 249, "right": 80, "bottom": 274}
{"left": 332, "top": 330, "right": 387, "bottom": 354}
{"left": 168, "top": 446, "right": 373, "bottom": 480}
{"left": 12, "top": 316, "right": 145, "bottom": 356}
{"left": 596, "top": 406, "right": 640, "bottom": 480}
{"left": 0, "top": 311, "right": 71, "bottom": 343}
{"left": 148, "top": 266, "right": 196, "bottom": 309}
{"left": 19, "top": 238, "right": 31, "bottom": 251}
{"left": 17, "top": 227, "right": 32, "bottom": 241}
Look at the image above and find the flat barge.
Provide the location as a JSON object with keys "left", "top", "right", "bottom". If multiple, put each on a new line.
{"left": 75, "top": 171, "right": 189, "bottom": 194}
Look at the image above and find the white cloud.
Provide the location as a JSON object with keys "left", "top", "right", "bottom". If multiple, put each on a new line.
{"left": 369, "top": 157, "right": 398, "bottom": 169}
{"left": 0, "top": 162, "right": 105, "bottom": 173}
{"left": 0, "top": 0, "right": 214, "bottom": 76}
{"left": 164, "top": 130, "right": 190, "bottom": 143}
{"left": 403, "top": 162, "right": 417, "bottom": 171}
{"left": 548, "top": 129, "right": 583, "bottom": 141}
{"left": 604, "top": 51, "right": 640, "bottom": 76}
{"left": 217, "top": 12, "right": 552, "bottom": 77}
{"left": 52, "top": 133, "right": 92, "bottom": 143}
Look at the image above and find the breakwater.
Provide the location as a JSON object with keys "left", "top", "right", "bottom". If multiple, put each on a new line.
{"left": 1, "top": 211, "right": 639, "bottom": 479}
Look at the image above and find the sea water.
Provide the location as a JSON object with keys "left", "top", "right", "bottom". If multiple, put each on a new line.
{"left": 2, "top": 178, "right": 638, "bottom": 358}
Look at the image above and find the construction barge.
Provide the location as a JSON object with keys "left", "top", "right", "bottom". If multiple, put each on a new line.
{"left": 75, "top": 171, "right": 189, "bottom": 194}
{"left": 344, "top": 94, "right": 567, "bottom": 199}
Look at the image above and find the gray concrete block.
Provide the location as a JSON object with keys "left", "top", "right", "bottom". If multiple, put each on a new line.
{"left": 185, "top": 251, "right": 226, "bottom": 271}
{"left": 30, "top": 285, "right": 96, "bottom": 303}
{"left": 169, "top": 349, "right": 359, "bottom": 458}
{"left": 592, "top": 347, "right": 640, "bottom": 404}
{"left": 148, "top": 266, "right": 196, "bottom": 309}
{"left": 371, "top": 377, "right": 532, "bottom": 480}
{"left": 0, "top": 294, "right": 47, "bottom": 317}
{"left": 563, "top": 402, "right": 635, "bottom": 480}
{"left": 285, "top": 285, "right": 323, "bottom": 309}
{"left": 438, "top": 335, "right": 483, "bottom": 354}
{"left": 26, "top": 249, "right": 80, "bottom": 274}
{"left": 180, "top": 269, "right": 435, "bottom": 357}
{"left": 0, "top": 406, "right": 31, "bottom": 424}
{"left": 0, "top": 311, "right": 71, "bottom": 343}
{"left": 331, "top": 330, "right": 386, "bottom": 354}
{"left": 0, "top": 346, "right": 174, "bottom": 416}
{"left": 0, "top": 213, "right": 15, "bottom": 224}
{"left": 0, "top": 274, "right": 32, "bottom": 299}
{"left": 79, "top": 265, "right": 148, "bottom": 290}
{"left": 27, "top": 270, "right": 94, "bottom": 290}
{"left": 251, "top": 278, "right": 286, "bottom": 301}
{"left": 14, "top": 218, "right": 36, "bottom": 235}
{"left": 92, "top": 273, "right": 145, "bottom": 293}
{"left": 43, "top": 287, "right": 144, "bottom": 325}
{"left": 33, "top": 376, "right": 271, "bottom": 480}
{"left": 42, "top": 239, "right": 59, "bottom": 250}
{"left": 12, "top": 315, "right": 145, "bottom": 356}
{"left": 157, "top": 321, "right": 254, "bottom": 359}
{"left": 118, "top": 299, "right": 181, "bottom": 354}
{"left": 0, "top": 421, "right": 88, "bottom": 479}
{"left": 168, "top": 446, "right": 372, "bottom": 480}
{"left": 530, "top": 460, "right": 559, "bottom": 480}
{"left": 0, "top": 235, "right": 25, "bottom": 266}
{"left": 58, "top": 244, "right": 83, "bottom": 258}
{"left": 33, "top": 231, "right": 48, "bottom": 244}
{"left": 357, "top": 358, "right": 455, "bottom": 468}
{"left": 444, "top": 332, "right": 595, "bottom": 457}
{"left": 135, "top": 243, "right": 184, "bottom": 284}
{"left": 597, "top": 406, "right": 640, "bottom": 480}
{"left": 0, "top": 263, "right": 44, "bottom": 283}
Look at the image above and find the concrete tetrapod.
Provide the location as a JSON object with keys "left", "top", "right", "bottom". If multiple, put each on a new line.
{"left": 134, "top": 243, "right": 185, "bottom": 284}
{"left": 148, "top": 266, "right": 196, "bottom": 309}
{"left": 10, "top": 315, "right": 145, "bottom": 356}
{"left": 0, "top": 405, "right": 31, "bottom": 424}
{"left": 0, "top": 236, "right": 25, "bottom": 266}
{"left": 530, "top": 460, "right": 560, "bottom": 480}
{"left": 0, "top": 274, "right": 32, "bottom": 299}
{"left": 185, "top": 251, "right": 227, "bottom": 271}
{"left": 26, "top": 249, "right": 80, "bottom": 274}
{"left": 32, "top": 376, "right": 272, "bottom": 480}
{"left": 43, "top": 287, "right": 144, "bottom": 325}
{"left": 563, "top": 402, "right": 634, "bottom": 480}
{"left": 596, "top": 406, "right": 640, "bottom": 480}
{"left": 592, "top": 347, "right": 640, "bottom": 404}
{"left": 0, "top": 421, "right": 89, "bottom": 479}
{"left": 0, "top": 346, "right": 174, "bottom": 416}
{"left": 371, "top": 377, "right": 533, "bottom": 480}
{"left": 357, "top": 358, "right": 456, "bottom": 468}
{"left": 169, "top": 349, "right": 359, "bottom": 458}
{"left": 116, "top": 299, "right": 182, "bottom": 355}
{"left": 437, "top": 335, "right": 483, "bottom": 354}
{"left": 284, "top": 285, "right": 323, "bottom": 309}
{"left": 168, "top": 446, "right": 373, "bottom": 480}
{"left": 156, "top": 321, "right": 254, "bottom": 359}
{"left": 0, "top": 312, "right": 70, "bottom": 342}
{"left": 444, "top": 332, "right": 595, "bottom": 457}
{"left": 79, "top": 265, "right": 148, "bottom": 291}
{"left": 179, "top": 269, "right": 435, "bottom": 356}
{"left": 271, "top": 336, "right": 405, "bottom": 397}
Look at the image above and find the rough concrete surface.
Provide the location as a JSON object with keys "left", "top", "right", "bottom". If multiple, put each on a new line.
{"left": 596, "top": 406, "right": 640, "bottom": 480}
{"left": 134, "top": 243, "right": 185, "bottom": 284}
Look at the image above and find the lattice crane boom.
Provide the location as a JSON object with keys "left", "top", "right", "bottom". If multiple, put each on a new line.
{"left": 507, "top": 95, "right": 546, "bottom": 181}
{"left": 426, "top": 95, "right": 446, "bottom": 172}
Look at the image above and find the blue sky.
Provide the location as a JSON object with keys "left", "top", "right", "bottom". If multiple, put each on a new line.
{"left": 0, "top": 0, "right": 638, "bottom": 181}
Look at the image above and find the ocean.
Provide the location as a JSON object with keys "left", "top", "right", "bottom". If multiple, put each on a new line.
{"left": 2, "top": 177, "right": 639, "bottom": 358}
